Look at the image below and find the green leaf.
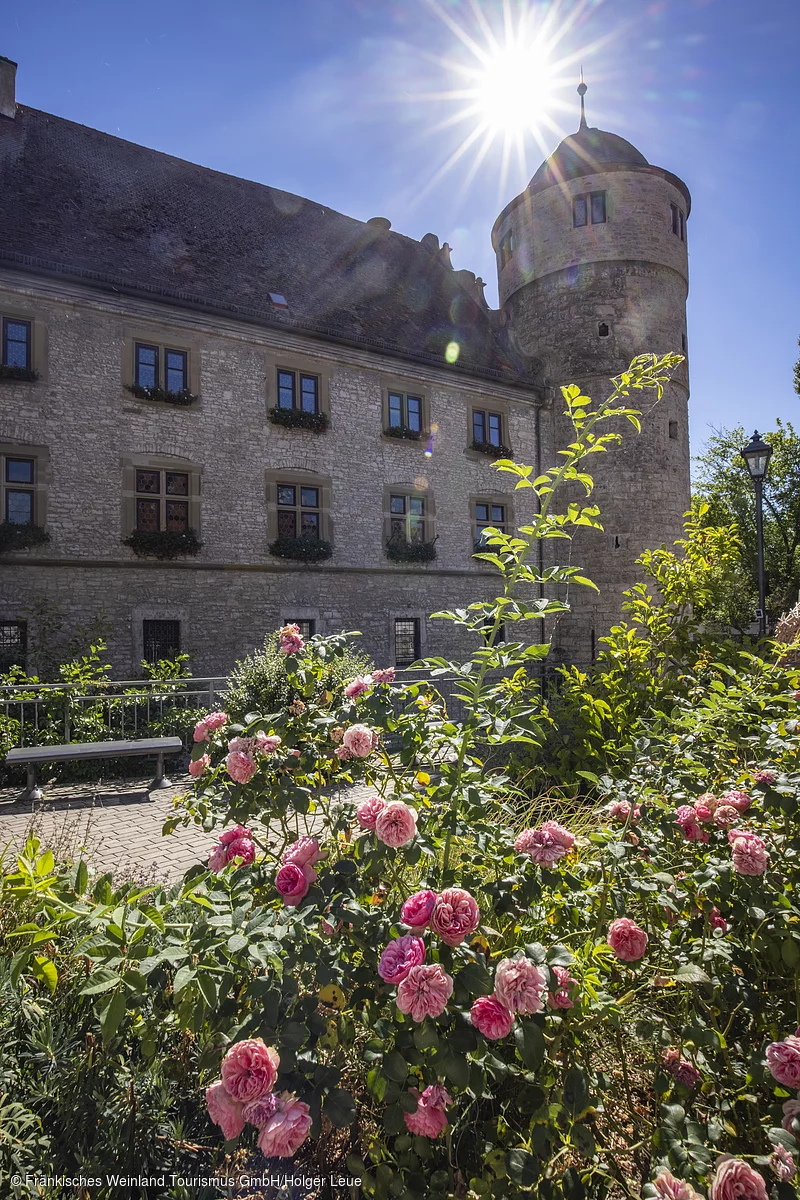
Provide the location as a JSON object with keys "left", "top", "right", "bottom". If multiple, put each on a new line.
{"left": 99, "top": 989, "right": 126, "bottom": 1045}
{"left": 197, "top": 973, "right": 217, "bottom": 1008}
{"left": 413, "top": 1022, "right": 439, "bottom": 1051}
{"left": 515, "top": 1020, "right": 545, "bottom": 1070}
{"left": 323, "top": 1088, "right": 357, "bottom": 1128}
{"left": 33, "top": 956, "right": 58, "bottom": 993}
{"left": 506, "top": 1150, "right": 539, "bottom": 1187}
{"left": 280, "top": 1021, "right": 310, "bottom": 1049}
{"left": 35, "top": 850, "right": 55, "bottom": 876}
{"left": 79, "top": 967, "right": 121, "bottom": 996}
{"left": 172, "top": 965, "right": 196, "bottom": 996}
{"left": 563, "top": 1065, "right": 590, "bottom": 1118}
{"left": 674, "top": 964, "right": 711, "bottom": 985}
{"left": 382, "top": 1051, "right": 408, "bottom": 1083}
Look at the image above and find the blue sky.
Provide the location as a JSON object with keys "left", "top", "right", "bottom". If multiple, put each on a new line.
{"left": 5, "top": 0, "right": 799, "bottom": 457}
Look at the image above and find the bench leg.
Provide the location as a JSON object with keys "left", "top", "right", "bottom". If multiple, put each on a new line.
{"left": 148, "top": 752, "right": 171, "bottom": 793}
{"left": 18, "top": 764, "right": 44, "bottom": 804}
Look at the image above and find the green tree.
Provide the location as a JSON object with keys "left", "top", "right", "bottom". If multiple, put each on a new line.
{"left": 693, "top": 419, "right": 800, "bottom": 626}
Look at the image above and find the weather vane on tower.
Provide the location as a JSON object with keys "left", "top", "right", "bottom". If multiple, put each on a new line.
{"left": 578, "top": 67, "right": 588, "bottom": 130}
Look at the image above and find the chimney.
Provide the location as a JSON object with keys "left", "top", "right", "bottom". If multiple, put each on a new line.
{"left": 0, "top": 56, "right": 17, "bottom": 119}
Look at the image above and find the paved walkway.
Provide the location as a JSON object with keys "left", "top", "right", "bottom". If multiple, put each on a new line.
{"left": 0, "top": 775, "right": 375, "bottom": 882}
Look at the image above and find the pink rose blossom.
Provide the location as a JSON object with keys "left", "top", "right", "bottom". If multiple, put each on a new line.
{"left": 714, "top": 805, "right": 739, "bottom": 829}
{"left": 373, "top": 667, "right": 396, "bottom": 684}
{"left": 208, "top": 843, "right": 228, "bottom": 873}
{"left": 320, "top": 915, "right": 343, "bottom": 937}
{"left": 375, "top": 801, "right": 418, "bottom": 848}
{"left": 709, "top": 906, "right": 727, "bottom": 933}
{"left": 275, "top": 862, "right": 311, "bottom": 906}
{"left": 753, "top": 769, "right": 778, "bottom": 785}
{"left": 257, "top": 1092, "right": 312, "bottom": 1158}
{"left": 344, "top": 674, "right": 373, "bottom": 698}
{"left": 221, "top": 1040, "right": 279, "bottom": 1104}
{"left": 342, "top": 723, "right": 376, "bottom": 758}
{"left": 653, "top": 1170, "right": 700, "bottom": 1200}
{"left": 255, "top": 731, "right": 281, "bottom": 754}
{"left": 226, "top": 749, "right": 257, "bottom": 784}
{"left": 793, "top": 690, "right": 800, "bottom": 701}
{"left": 694, "top": 798, "right": 714, "bottom": 823}
{"left": 242, "top": 1093, "right": 278, "bottom": 1128}
{"left": 710, "top": 1157, "right": 768, "bottom": 1200}
{"left": 722, "top": 789, "right": 752, "bottom": 813}
{"left": 548, "top": 965, "right": 578, "bottom": 1010}
{"left": 729, "top": 830, "right": 769, "bottom": 875}
{"left": 396, "top": 963, "right": 454, "bottom": 1022}
{"left": 674, "top": 1060, "right": 701, "bottom": 1088}
{"left": 608, "top": 799, "right": 641, "bottom": 822}
{"left": 189, "top": 753, "right": 211, "bottom": 778}
{"left": 194, "top": 711, "right": 227, "bottom": 743}
{"left": 378, "top": 935, "right": 426, "bottom": 984}
{"left": 771, "top": 1146, "right": 795, "bottom": 1182}
{"left": 431, "top": 888, "right": 480, "bottom": 946}
{"left": 470, "top": 995, "right": 514, "bottom": 1040}
{"left": 219, "top": 824, "right": 251, "bottom": 845}
{"left": 334, "top": 746, "right": 354, "bottom": 761}
{"left": 608, "top": 917, "right": 648, "bottom": 962}
{"left": 494, "top": 956, "right": 546, "bottom": 1015}
{"left": 279, "top": 624, "right": 305, "bottom": 655}
{"left": 663, "top": 1048, "right": 681, "bottom": 1074}
{"left": 226, "top": 837, "right": 255, "bottom": 866}
{"left": 767, "top": 1035, "right": 800, "bottom": 1088}
{"left": 675, "top": 805, "right": 710, "bottom": 843}
{"left": 193, "top": 720, "right": 209, "bottom": 743}
{"left": 782, "top": 1095, "right": 800, "bottom": 1134}
{"left": 357, "top": 795, "right": 386, "bottom": 830}
{"left": 404, "top": 1084, "right": 451, "bottom": 1138}
{"left": 287, "top": 748, "right": 301, "bottom": 758}
{"left": 400, "top": 889, "right": 438, "bottom": 931}
{"left": 514, "top": 826, "right": 571, "bottom": 868}
{"left": 227, "top": 736, "right": 256, "bottom": 754}
{"left": 205, "top": 1080, "right": 245, "bottom": 1140}
{"left": 282, "top": 837, "right": 325, "bottom": 880}
{"left": 541, "top": 820, "right": 575, "bottom": 851}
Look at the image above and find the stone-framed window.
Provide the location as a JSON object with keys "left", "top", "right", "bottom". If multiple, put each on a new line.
{"left": 134, "top": 342, "right": 189, "bottom": 393}
{"left": 2, "top": 316, "right": 31, "bottom": 371}
{"left": 384, "top": 484, "right": 434, "bottom": 547}
{"left": 573, "top": 190, "right": 606, "bottom": 227}
{"left": 265, "top": 469, "right": 332, "bottom": 542}
{"left": 468, "top": 402, "right": 511, "bottom": 456}
{"left": 121, "top": 455, "right": 202, "bottom": 539}
{"left": 394, "top": 617, "right": 420, "bottom": 667}
{"left": 0, "top": 442, "right": 49, "bottom": 527}
{"left": 670, "top": 203, "right": 685, "bottom": 241}
{"left": 142, "top": 618, "right": 181, "bottom": 664}
{"left": 0, "top": 301, "right": 46, "bottom": 381}
{"left": 385, "top": 390, "right": 424, "bottom": 436}
{"left": 122, "top": 328, "right": 200, "bottom": 398}
{"left": 473, "top": 496, "right": 509, "bottom": 549}
{"left": 499, "top": 231, "right": 513, "bottom": 269}
{"left": 277, "top": 368, "right": 320, "bottom": 414}
{"left": 0, "top": 619, "right": 27, "bottom": 672}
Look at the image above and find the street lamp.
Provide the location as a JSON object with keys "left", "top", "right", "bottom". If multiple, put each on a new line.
{"left": 740, "top": 430, "right": 773, "bottom": 637}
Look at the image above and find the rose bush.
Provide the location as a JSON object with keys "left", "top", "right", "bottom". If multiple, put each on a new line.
{"left": 4, "top": 356, "right": 800, "bottom": 1200}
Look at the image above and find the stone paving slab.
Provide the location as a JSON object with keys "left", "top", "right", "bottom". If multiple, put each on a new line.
{"left": 0, "top": 775, "right": 375, "bottom": 882}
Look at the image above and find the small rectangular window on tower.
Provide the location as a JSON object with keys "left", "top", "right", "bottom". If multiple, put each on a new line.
{"left": 499, "top": 231, "right": 513, "bottom": 269}
{"left": 590, "top": 191, "right": 606, "bottom": 224}
{"left": 573, "top": 195, "right": 588, "bottom": 227}
{"left": 669, "top": 420, "right": 678, "bottom": 440}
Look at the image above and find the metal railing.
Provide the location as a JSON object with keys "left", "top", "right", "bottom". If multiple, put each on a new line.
{"left": 0, "top": 677, "right": 226, "bottom": 749}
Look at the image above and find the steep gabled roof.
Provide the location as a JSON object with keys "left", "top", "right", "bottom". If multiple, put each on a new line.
{"left": 0, "top": 106, "right": 539, "bottom": 387}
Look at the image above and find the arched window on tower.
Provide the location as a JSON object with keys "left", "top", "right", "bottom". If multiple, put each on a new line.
{"left": 499, "top": 231, "right": 513, "bottom": 269}
{"left": 598, "top": 322, "right": 610, "bottom": 338}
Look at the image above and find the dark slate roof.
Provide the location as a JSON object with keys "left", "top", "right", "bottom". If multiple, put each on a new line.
{"left": 529, "top": 125, "right": 649, "bottom": 193}
{"left": 0, "top": 106, "right": 538, "bottom": 387}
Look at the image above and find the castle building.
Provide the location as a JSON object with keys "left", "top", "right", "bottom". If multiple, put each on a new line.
{"left": 0, "top": 57, "right": 690, "bottom": 678}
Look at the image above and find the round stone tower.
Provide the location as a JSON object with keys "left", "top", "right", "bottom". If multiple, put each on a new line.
{"left": 492, "top": 81, "right": 691, "bottom": 663}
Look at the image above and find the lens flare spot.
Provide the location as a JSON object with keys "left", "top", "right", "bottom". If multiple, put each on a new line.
{"left": 414, "top": 475, "right": 429, "bottom": 490}
{"left": 445, "top": 341, "right": 460, "bottom": 364}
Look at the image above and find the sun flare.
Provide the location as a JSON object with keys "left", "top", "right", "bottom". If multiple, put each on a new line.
{"left": 474, "top": 43, "right": 555, "bottom": 136}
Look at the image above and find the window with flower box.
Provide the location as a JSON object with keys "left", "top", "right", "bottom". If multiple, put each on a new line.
{"left": 384, "top": 390, "right": 425, "bottom": 440}
{"left": 269, "top": 368, "right": 330, "bottom": 432}
{"left": 0, "top": 443, "right": 49, "bottom": 552}
{"left": 473, "top": 499, "right": 507, "bottom": 549}
{"left": 384, "top": 486, "right": 436, "bottom": 562}
{"left": 125, "top": 338, "right": 197, "bottom": 405}
{"left": 470, "top": 406, "right": 511, "bottom": 457}
{"left": 266, "top": 470, "right": 332, "bottom": 561}
{"left": 121, "top": 456, "right": 202, "bottom": 559}
{"left": 0, "top": 313, "right": 40, "bottom": 382}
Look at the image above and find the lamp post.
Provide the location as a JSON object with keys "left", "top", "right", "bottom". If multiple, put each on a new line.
{"left": 740, "top": 430, "right": 773, "bottom": 637}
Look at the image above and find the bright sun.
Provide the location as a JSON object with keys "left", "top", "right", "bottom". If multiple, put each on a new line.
{"left": 475, "top": 43, "right": 555, "bottom": 135}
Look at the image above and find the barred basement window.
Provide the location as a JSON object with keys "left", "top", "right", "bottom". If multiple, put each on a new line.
{"left": 142, "top": 619, "right": 181, "bottom": 664}
{"left": 283, "top": 619, "right": 316, "bottom": 639}
{"left": 277, "top": 369, "right": 319, "bottom": 414}
{"left": 2, "top": 318, "right": 31, "bottom": 370}
{"left": 277, "top": 483, "right": 321, "bottom": 537}
{"left": 135, "top": 469, "right": 189, "bottom": 533}
{"left": 0, "top": 620, "right": 27, "bottom": 672}
{"left": 394, "top": 617, "right": 420, "bottom": 667}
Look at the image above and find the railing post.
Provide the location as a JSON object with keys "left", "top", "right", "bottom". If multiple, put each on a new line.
{"left": 64, "top": 686, "right": 72, "bottom": 743}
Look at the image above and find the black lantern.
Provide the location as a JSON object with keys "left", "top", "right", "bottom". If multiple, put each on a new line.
{"left": 740, "top": 430, "right": 772, "bottom": 636}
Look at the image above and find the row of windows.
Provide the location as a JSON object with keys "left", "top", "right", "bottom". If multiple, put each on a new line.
{"left": 498, "top": 195, "right": 688, "bottom": 264}
{"left": 0, "top": 615, "right": 430, "bottom": 670}
{"left": 2, "top": 327, "right": 514, "bottom": 452}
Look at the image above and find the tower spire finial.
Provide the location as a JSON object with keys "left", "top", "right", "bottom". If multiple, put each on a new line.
{"left": 577, "top": 67, "right": 588, "bottom": 130}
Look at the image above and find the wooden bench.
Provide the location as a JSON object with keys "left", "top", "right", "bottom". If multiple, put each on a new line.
{"left": 4, "top": 736, "right": 184, "bottom": 802}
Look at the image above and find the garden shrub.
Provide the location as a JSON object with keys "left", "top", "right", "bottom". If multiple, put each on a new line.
{"left": 221, "top": 630, "right": 373, "bottom": 723}
{"left": 5, "top": 356, "right": 800, "bottom": 1200}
